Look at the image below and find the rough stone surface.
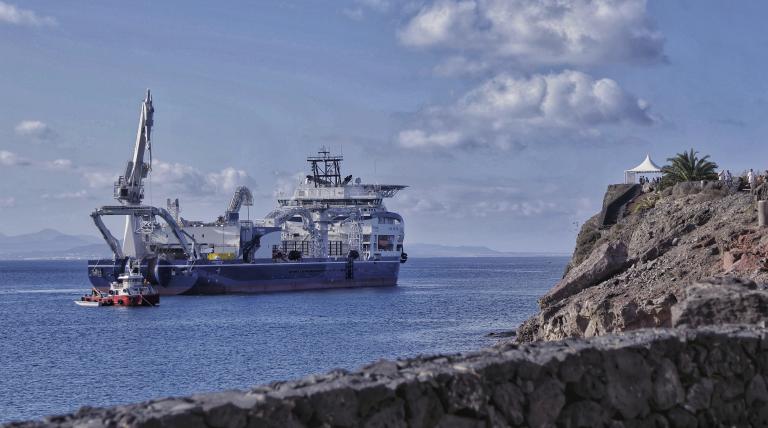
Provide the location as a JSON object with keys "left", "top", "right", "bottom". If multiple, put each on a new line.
{"left": 518, "top": 181, "right": 768, "bottom": 343}
{"left": 6, "top": 326, "right": 768, "bottom": 428}
{"left": 671, "top": 276, "right": 768, "bottom": 328}
{"left": 540, "top": 241, "right": 629, "bottom": 307}
{"left": 598, "top": 184, "right": 643, "bottom": 227}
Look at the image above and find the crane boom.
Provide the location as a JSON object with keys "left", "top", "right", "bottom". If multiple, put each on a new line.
{"left": 115, "top": 89, "right": 154, "bottom": 205}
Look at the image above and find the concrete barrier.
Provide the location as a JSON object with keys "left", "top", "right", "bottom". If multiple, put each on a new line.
{"left": 8, "top": 325, "right": 768, "bottom": 428}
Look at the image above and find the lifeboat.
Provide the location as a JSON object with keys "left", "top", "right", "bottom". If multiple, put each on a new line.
{"left": 76, "top": 260, "right": 159, "bottom": 307}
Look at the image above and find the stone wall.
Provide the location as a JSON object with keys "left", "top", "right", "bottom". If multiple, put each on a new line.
{"left": 9, "top": 325, "right": 768, "bottom": 428}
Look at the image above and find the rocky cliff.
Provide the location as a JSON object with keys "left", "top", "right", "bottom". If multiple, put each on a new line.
{"left": 518, "top": 181, "right": 768, "bottom": 343}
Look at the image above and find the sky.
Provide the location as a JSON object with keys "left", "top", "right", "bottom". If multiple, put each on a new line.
{"left": 0, "top": 0, "right": 767, "bottom": 253}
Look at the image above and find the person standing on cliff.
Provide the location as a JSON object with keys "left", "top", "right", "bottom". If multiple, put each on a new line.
{"left": 748, "top": 168, "right": 757, "bottom": 189}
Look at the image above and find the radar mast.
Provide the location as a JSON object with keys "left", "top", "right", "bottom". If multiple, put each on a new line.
{"left": 306, "top": 147, "right": 343, "bottom": 187}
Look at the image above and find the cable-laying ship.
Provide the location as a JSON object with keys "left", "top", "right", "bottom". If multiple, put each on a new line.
{"left": 87, "top": 91, "right": 407, "bottom": 295}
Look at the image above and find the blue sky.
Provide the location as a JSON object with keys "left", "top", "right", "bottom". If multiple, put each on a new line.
{"left": 0, "top": 0, "right": 766, "bottom": 252}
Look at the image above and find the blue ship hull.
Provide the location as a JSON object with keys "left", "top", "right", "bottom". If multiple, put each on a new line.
{"left": 87, "top": 257, "right": 401, "bottom": 295}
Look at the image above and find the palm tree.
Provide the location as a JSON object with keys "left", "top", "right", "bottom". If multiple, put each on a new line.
{"left": 661, "top": 149, "right": 718, "bottom": 185}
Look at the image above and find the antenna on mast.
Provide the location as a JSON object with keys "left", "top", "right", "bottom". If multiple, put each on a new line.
{"left": 306, "top": 147, "right": 343, "bottom": 188}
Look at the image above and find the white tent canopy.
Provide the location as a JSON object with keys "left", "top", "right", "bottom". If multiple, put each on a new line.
{"left": 625, "top": 154, "right": 663, "bottom": 183}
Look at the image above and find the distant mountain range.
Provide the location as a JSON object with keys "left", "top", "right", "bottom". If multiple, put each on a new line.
{"left": 0, "top": 229, "right": 568, "bottom": 259}
{"left": 0, "top": 229, "right": 111, "bottom": 259}
{"left": 405, "top": 243, "right": 569, "bottom": 258}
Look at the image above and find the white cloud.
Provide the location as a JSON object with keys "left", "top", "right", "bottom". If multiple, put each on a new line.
{"left": 398, "top": 0, "right": 664, "bottom": 70}
{"left": 270, "top": 170, "right": 305, "bottom": 198}
{"left": 81, "top": 161, "right": 257, "bottom": 200}
{"left": 151, "top": 161, "right": 257, "bottom": 196}
{"left": 207, "top": 167, "right": 254, "bottom": 194}
{"left": 15, "top": 120, "right": 56, "bottom": 141}
{"left": 398, "top": 130, "right": 463, "bottom": 149}
{"left": 0, "top": 197, "right": 14, "bottom": 208}
{"left": 0, "top": 151, "right": 74, "bottom": 170}
{"left": 398, "top": 70, "right": 654, "bottom": 151}
{"left": 0, "top": 2, "right": 56, "bottom": 27}
{"left": 15, "top": 120, "right": 46, "bottom": 134}
{"left": 44, "top": 159, "right": 73, "bottom": 170}
{"left": 1, "top": 151, "right": 76, "bottom": 172}
{"left": 461, "top": 71, "right": 653, "bottom": 125}
{"left": 399, "top": 0, "right": 476, "bottom": 47}
{"left": 395, "top": 183, "right": 564, "bottom": 220}
{"left": 82, "top": 171, "right": 117, "bottom": 189}
{"left": 42, "top": 190, "right": 88, "bottom": 200}
{"left": 0, "top": 150, "right": 30, "bottom": 166}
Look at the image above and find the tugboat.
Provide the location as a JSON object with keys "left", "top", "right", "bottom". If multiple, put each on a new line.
{"left": 76, "top": 260, "right": 159, "bottom": 307}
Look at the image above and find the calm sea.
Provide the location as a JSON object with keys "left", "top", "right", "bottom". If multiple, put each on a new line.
{"left": 0, "top": 257, "right": 566, "bottom": 423}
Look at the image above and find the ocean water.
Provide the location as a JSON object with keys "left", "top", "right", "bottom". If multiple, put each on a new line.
{"left": 0, "top": 257, "right": 566, "bottom": 423}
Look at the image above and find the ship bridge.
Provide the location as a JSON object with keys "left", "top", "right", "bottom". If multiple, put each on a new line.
{"left": 277, "top": 148, "right": 406, "bottom": 208}
{"left": 278, "top": 183, "right": 407, "bottom": 208}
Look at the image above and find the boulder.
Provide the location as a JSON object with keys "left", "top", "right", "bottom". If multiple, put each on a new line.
{"left": 540, "top": 241, "right": 629, "bottom": 307}
{"left": 671, "top": 277, "right": 768, "bottom": 328}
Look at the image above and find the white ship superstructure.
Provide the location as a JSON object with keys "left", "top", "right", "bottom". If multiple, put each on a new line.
{"left": 265, "top": 149, "right": 406, "bottom": 262}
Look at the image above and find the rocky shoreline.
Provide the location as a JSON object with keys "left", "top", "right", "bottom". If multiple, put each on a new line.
{"left": 8, "top": 180, "right": 768, "bottom": 427}
{"left": 517, "top": 181, "right": 768, "bottom": 343}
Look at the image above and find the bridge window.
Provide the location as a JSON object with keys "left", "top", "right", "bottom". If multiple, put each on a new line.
{"left": 378, "top": 217, "right": 401, "bottom": 225}
{"left": 377, "top": 235, "right": 395, "bottom": 251}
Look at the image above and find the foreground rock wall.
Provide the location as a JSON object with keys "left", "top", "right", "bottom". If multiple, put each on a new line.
{"left": 10, "top": 326, "right": 768, "bottom": 428}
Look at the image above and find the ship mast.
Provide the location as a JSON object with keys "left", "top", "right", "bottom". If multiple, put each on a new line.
{"left": 306, "top": 148, "right": 343, "bottom": 187}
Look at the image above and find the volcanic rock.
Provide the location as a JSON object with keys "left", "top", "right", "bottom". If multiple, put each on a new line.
{"left": 671, "top": 277, "right": 768, "bottom": 328}
{"left": 518, "top": 181, "right": 768, "bottom": 342}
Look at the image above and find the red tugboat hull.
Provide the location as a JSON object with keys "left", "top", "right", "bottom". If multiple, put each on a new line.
{"left": 77, "top": 293, "right": 159, "bottom": 307}
{"left": 77, "top": 259, "right": 160, "bottom": 307}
